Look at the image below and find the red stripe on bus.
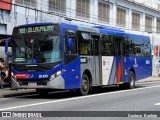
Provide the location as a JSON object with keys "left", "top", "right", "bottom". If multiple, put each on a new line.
{"left": 117, "top": 63, "right": 121, "bottom": 83}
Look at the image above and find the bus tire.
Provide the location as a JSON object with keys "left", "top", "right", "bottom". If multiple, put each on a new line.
{"left": 127, "top": 71, "right": 135, "bottom": 89}
{"left": 79, "top": 74, "right": 90, "bottom": 96}
{"left": 36, "top": 89, "right": 49, "bottom": 96}
{"left": 120, "top": 71, "right": 135, "bottom": 89}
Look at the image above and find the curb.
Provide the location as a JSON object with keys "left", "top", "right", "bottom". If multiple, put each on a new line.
{"left": 136, "top": 79, "right": 160, "bottom": 83}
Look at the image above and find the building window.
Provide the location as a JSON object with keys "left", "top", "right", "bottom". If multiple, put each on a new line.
{"left": 132, "top": 12, "right": 140, "bottom": 30}
{"left": 116, "top": 7, "right": 126, "bottom": 27}
{"left": 157, "top": 18, "right": 160, "bottom": 33}
{"left": 145, "top": 15, "right": 153, "bottom": 32}
{"left": 98, "top": 1, "right": 110, "bottom": 22}
{"left": 49, "top": 0, "right": 66, "bottom": 13}
{"left": 76, "top": 0, "right": 90, "bottom": 18}
{"left": 15, "top": 0, "right": 37, "bottom": 7}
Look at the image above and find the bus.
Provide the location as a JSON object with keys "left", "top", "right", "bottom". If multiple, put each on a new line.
{"left": 5, "top": 22, "right": 152, "bottom": 96}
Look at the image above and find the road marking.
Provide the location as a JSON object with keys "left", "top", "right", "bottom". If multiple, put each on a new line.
{"left": 0, "top": 85, "right": 160, "bottom": 111}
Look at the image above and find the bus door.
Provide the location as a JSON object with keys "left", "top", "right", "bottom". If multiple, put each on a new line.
{"left": 114, "top": 37, "right": 124, "bottom": 84}
{"left": 64, "top": 35, "right": 81, "bottom": 89}
{"left": 92, "top": 35, "right": 101, "bottom": 85}
{"left": 101, "top": 35, "right": 115, "bottom": 85}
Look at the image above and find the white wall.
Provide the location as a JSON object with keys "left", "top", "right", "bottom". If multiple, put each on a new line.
{"left": 1, "top": 0, "right": 160, "bottom": 35}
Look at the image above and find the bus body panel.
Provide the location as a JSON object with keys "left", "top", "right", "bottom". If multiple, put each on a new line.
{"left": 94, "top": 56, "right": 101, "bottom": 85}
{"left": 11, "top": 75, "right": 65, "bottom": 89}
{"left": 101, "top": 56, "right": 116, "bottom": 85}
{"left": 80, "top": 56, "right": 94, "bottom": 85}
{"left": 62, "top": 56, "right": 81, "bottom": 89}
{"left": 11, "top": 63, "right": 66, "bottom": 89}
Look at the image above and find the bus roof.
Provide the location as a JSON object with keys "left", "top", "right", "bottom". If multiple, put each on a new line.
{"left": 60, "top": 23, "right": 100, "bottom": 33}
{"left": 18, "top": 22, "right": 53, "bottom": 27}
{"left": 16, "top": 22, "right": 150, "bottom": 41}
{"left": 124, "top": 33, "right": 150, "bottom": 41}
{"left": 99, "top": 29, "right": 125, "bottom": 36}
{"left": 93, "top": 26, "right": 125, "bottom": 32}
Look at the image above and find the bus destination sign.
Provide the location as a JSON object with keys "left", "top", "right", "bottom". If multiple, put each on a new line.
{"left": 18, "top": 25, "right": 57, "bottom": 34}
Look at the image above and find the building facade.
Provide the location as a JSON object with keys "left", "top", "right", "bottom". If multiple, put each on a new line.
{"left": 1, "top": 0, "right": 160, "bottom": 75}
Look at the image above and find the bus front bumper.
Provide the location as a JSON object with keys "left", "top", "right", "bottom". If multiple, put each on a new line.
{"left": 11, "top": 75, "right": 65, "bottom": 90}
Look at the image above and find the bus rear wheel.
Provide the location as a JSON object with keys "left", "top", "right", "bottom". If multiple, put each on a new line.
{"left": 120, "top": 71, "right": 135, "bottom": 89}
{"left": 128, "top": 71, "right": 135, "bottom": 89}
{"left": 125, "top": 71, "right": 135, "bottom": 89}
{"left": 79, "top": 74, "right": 90, "bottom": 96}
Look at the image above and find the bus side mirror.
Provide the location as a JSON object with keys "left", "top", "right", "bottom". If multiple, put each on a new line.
{"left": 5, "top": 38, "right": 12, "bottom": 57}
{"left": 67, "top": 38, "right": 73, "bottom": 49}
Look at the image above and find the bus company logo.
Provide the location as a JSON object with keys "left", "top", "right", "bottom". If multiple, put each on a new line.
{"left": 2, "top": 112, "right": 12, "bottom": 117}
{"left": 133, "top": 58, "right": 138, "bottom": 67}
{"left": 146, "top": 60, "right": 150, "bottom": 64}
{"left": 30, "top": 74, "right": 34, "bottom": 78}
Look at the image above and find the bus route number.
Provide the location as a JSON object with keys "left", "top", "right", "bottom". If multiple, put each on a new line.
{"left": 39, "top": 75, "right": 48, "bottom": 78}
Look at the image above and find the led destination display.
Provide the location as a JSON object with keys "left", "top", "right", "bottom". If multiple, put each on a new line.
{"left": 13, "top": 24, "right": 59, "bottom": 34}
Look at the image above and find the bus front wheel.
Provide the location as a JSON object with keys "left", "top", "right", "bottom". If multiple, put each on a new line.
{"left": 79, "top": 74, "right": 90, "bottom": 96}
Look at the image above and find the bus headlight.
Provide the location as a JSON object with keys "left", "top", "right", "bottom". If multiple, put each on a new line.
{"left": 50, "top": 70, "right": 62, "bottom": 80}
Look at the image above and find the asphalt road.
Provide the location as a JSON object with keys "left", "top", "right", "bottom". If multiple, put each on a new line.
{"left": 0, "top": 81, "right": 160, "bottom": 120}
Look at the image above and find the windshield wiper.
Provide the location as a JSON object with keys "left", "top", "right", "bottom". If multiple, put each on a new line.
{"left": 41, "top": 34, "right": 50, "bottom": 41}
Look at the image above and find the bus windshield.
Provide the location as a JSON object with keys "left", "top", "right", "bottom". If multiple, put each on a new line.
{"left": 12, "top": 34, "right": 62, "bottom": 64}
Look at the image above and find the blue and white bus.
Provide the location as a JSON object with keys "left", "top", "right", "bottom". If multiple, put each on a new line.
{"left": 6, "top": 22, "right": 152, "bottom": 95}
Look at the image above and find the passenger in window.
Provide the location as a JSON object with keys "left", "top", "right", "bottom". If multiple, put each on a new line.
{"left": 80, "top": 43, "right": 88, "bottom": 55}
{"left": 102, "top": 43, "right": 111, "bottom": 56}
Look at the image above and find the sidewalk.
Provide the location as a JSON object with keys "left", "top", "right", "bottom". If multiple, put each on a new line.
{"left": 0, "top": 76, "right": 160, "bottom": 98}
{"left": 136, "top": 76, "right": 160, "bottom": 83}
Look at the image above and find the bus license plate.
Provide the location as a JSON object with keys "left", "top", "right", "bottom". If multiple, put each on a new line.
{"left": 28, "top": 83, "right": 37, "bottom": 87}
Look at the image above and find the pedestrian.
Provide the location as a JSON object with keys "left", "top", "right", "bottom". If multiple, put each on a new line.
{"left": 0, "top": 58, "right": 9, "bottom": 89}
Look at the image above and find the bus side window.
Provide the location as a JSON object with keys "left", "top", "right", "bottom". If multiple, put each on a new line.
{"left": 124, "top": 38, "right": 132, "bottom": 56}
{"left": 101, "top": 35, "right": 114, "bottom": 56}
{"left": 133, "top": 38, "right": 142, "bottom": 56}
{"left": 78, "top": 31, "right": 92, "bottom": 55}
{"left": 65, "top": 37, "right": 77, "bottom": 55}
{"left": 141, "top": 40, "right": 150, "bottom": 57}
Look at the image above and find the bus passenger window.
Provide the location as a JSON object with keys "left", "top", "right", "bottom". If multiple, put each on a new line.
{"left": 78, "top": 32, "right": 92, "bottom": 55}
{"left": 133, "top": 38, "right": 142, "bottom": 56}
{"left": 124, "top": 38, "right": 132, "bottom": 56}
{"left": 80, "top": 43, "right": 90, "bottom": 55}
{"left": 101, "top": 35, "right": 114, "bottom": 56}
{"left": 65, "top": 37, "right": 77, "bottom": 54}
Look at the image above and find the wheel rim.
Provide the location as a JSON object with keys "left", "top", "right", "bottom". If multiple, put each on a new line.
{"left": 130, "top": 75, "right": 134, "bottom": 87}
{"left": 82, "top": 78, "right": 88, "bottom": 92}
